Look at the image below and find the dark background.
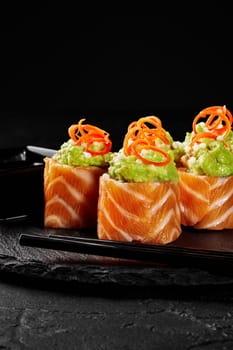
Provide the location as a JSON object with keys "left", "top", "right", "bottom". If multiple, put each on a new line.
{"left": 1, "top": 7, "right": 233, "bottom": 151}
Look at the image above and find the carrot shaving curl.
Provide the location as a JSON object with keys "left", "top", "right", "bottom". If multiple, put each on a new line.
{"left": 123, "top": 115, "right": 171, "bottom": 166}
{"left": 191, "top": 105, "right": 233, "bottom": 147}
{"left": 68, "top": 118, "right": 112, "bottom": 155}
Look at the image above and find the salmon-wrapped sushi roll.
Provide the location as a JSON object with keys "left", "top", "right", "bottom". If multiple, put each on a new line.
{"left": 178, "top": 169, "right": 233, "bottom": 229}
{"left": 44, "top": 118, "right": 112, "bottom": 229}
{"left": 97, "top": 115, "right": 182, "bottom": 245}
{"left": 173, "top": 105, "right": 233, "bottom": 229}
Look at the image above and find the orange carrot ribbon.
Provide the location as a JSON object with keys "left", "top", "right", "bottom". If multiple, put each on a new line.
{"left": 68, "top": 118, "right": 112, "bottom": 155}
{"left": 123, "top": 115, "right": 171, "bottom": 166}
{"left": 191, "top": 105, "right": 233, "bottom": 146}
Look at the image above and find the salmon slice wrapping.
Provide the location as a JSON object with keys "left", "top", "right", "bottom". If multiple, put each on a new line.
{"left": 44, "top": 157, "right": 106, "bottom": 229}
{"left": 178, "top": 168, "right": 233, "bottom": 229}
{"left": 97, "top": 174, "right": 182, "bottom": 245}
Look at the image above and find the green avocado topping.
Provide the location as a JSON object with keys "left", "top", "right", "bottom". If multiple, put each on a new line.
{"left": 108, "top": 148, "right": 179, "bottom": 183}
{"left": 173, "top": 123, "right": 233, "bottom": 176}
{"left": 54, "top": 139, "right": 112, "bottom": 167}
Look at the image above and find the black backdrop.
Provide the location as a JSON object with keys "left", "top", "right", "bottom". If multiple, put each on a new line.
{"left": 1, "top": 8, "right": 233, "bottom": 150}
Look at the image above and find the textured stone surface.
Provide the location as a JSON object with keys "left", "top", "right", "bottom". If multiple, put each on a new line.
{"left": 1, "top": 219, "right": 233, "bottom": 349}
{"left": 1, "top": 277, "right": 233, "bottom": 350}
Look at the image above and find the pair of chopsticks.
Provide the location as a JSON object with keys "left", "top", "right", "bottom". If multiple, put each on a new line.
{"left": 18, "top": 233, "right": 233, "bottom": 266}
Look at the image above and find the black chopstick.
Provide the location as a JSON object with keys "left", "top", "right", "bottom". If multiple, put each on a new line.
{"left": 0, "top": 215, "right": 28, "bottom": 223}
{"left": 19, "top": 233, "right": 171, "bottom": 262}
{"left": 47, "top": 233, "right": 230, "bottom": 257}
{"left": 19, "top": 233, "right": 233, "bottom": 266}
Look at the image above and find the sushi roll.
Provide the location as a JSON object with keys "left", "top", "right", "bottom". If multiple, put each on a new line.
{"left": 173, "top": 105, "right": 233, "bottom": 229}
{"left": 97, "top": 115, "right": 182, "bottom": 245}
{"left": 44, "top": 118, "right": 112, "bottom": 229}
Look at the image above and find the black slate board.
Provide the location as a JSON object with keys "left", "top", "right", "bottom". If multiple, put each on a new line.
{"left": 2, "top": 221, "right": 233, "bottom": 288}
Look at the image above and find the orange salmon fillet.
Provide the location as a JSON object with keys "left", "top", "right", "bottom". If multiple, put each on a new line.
{"left": 178, "top": 168, "right": 233, "bottom": 229}
{"left": 178, "top": 168, "right": 210, "bottom": 226}
{"left": 44, "top": 157, "right": 105, "bottom": 229}
{"left": 97, "top": 175, "right": 182, "bottom": 245}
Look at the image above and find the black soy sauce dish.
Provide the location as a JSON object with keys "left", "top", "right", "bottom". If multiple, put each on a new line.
{"left": 0, "top": 145, "right": 56, "bottom": 225}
